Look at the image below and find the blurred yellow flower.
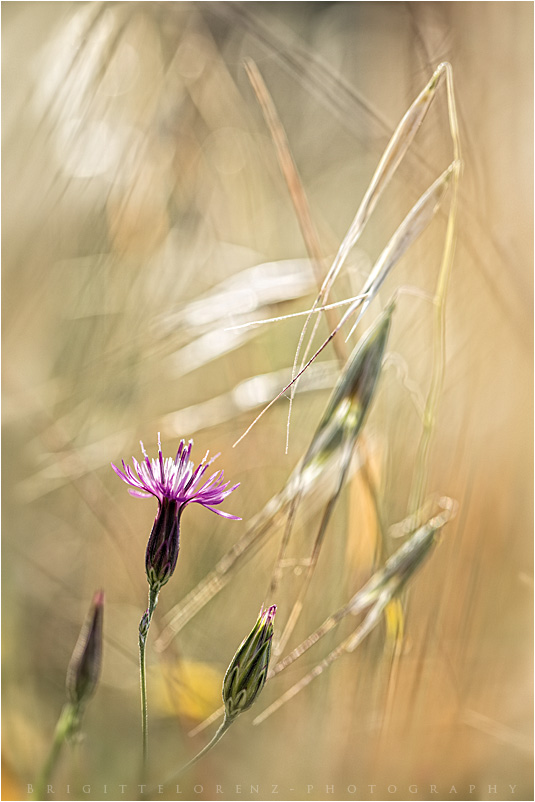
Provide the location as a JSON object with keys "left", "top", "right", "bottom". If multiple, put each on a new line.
{"left": 150, "top": 659, "right": 222, "bottom": 722}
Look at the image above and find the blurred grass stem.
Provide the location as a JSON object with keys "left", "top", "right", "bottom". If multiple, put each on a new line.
{"left": 34, "top": 703, "right": 78, "bottom": 801}
{"left": 408, "top": 64, "right": 461, "bottom": 518}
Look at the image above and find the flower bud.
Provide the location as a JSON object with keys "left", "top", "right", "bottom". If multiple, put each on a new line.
{"left": 222, "top": 605, "right": 276, "bottom": 722}
{"left": 66, "top": 591, "right": 104, "bottom": 708}
{"left": 145, "top": 499, "right": 181, "bottom": 592}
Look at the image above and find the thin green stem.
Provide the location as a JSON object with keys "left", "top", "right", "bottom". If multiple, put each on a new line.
{"left": 34, "top": 703, "right": 78, "bottom": 800}
{"left": 182, "top": 717, "right": 232, "bottom": 773}
{"left": 160, "top": 717, "right": 233, "bottom": 788}
{"left": 139, "top": 586, "right": 160, "bottom": 774}
{"left": 139, "top": 636, "right": 148, "bottom": 768}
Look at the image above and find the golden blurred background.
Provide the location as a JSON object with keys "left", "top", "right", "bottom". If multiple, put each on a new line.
{"left": 2, "top": 3, "right": 533, "bottom": 801}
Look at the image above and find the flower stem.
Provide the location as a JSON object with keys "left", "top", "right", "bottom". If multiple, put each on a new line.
{"left": 176, "top": 717, "right": 234, "bottom": 784}
{"left": 34, "top": 703, "right": 78, "bottom": 800}
{"left": 183, "top": 718, "right": 232, "bottom": 772}
{"left": 139, "top": 636, "right": 148, "bottom": 768}
{"left": 146, "top": 717, "right": 233, "bottom": 796}
{"left": 139, "top": 586, "right": 159, "bottom": 773}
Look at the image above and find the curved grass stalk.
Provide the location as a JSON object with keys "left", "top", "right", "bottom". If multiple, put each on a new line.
{"left": 343, "top": 161, "right": 457, "bottom": 342}
{"left": 147, "top": 716, "right": 234, "bottom": 795}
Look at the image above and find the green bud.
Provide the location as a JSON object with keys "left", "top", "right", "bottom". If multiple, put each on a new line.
{"left": 222, "top": 605, "right": 276, "bottom": 722}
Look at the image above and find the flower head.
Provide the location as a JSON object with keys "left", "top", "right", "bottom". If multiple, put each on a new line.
{"left": 113, "top": 435, "right": 240, "bottom": 590}
{"left": 222, "top": 605, "right": 276, "bottom": 722}
{"left": 112, "top": 434, "right": 240, "bottom": 517}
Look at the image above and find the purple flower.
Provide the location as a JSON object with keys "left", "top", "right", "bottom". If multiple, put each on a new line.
{"left": 113, "top": 435, "right": 240, "bottom": 590}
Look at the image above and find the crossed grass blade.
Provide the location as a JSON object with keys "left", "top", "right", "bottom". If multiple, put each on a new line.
{"left": 226, "top": 159, "right": 454, "bottom": 345}
{"left": 231, "top": 153, "right": 457, "bottom": 451}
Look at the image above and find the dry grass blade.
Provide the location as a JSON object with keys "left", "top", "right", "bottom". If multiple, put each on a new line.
{"left": 163, "top": 359, "right": 339, "bottom": 438}
{"left": 344, "top": 160, "right": 457, "bottom": 341}
{"left": 244, "top": 57, "right": 347, "bottom": 451}
{"left": 224, "top": 294, "right": 368, "bottom": 333}
{"left": 243, "top": 59, "right": 341, "bottom": 354}
{"left": 81, "top": 257, "right": 317, "bottom": 383}
{"left": 155, "top": 259, "right": 316, "bottom": 341}
{"left": 313, "top": 159, "right": 456, "bottom": 353}
{"left": 314, "top": 63, "right": 446, "bottom": 302}
{"left": 188, "top": 704, "right": 225, "bottom": 738}
{"left": 254, "top": 498, "right": 455, "bottom": 724}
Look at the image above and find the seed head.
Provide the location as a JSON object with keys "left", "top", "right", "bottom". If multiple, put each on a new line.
{"left": 303, "top": 305, "right": 393, "bottom": 470}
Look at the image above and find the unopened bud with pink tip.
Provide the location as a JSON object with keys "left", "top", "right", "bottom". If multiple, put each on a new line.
{"left": 222, "top": 605, "right": 276, "bottom": 722}
{"left": 66, "top": 590, "right": 104, "bottom": 709}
